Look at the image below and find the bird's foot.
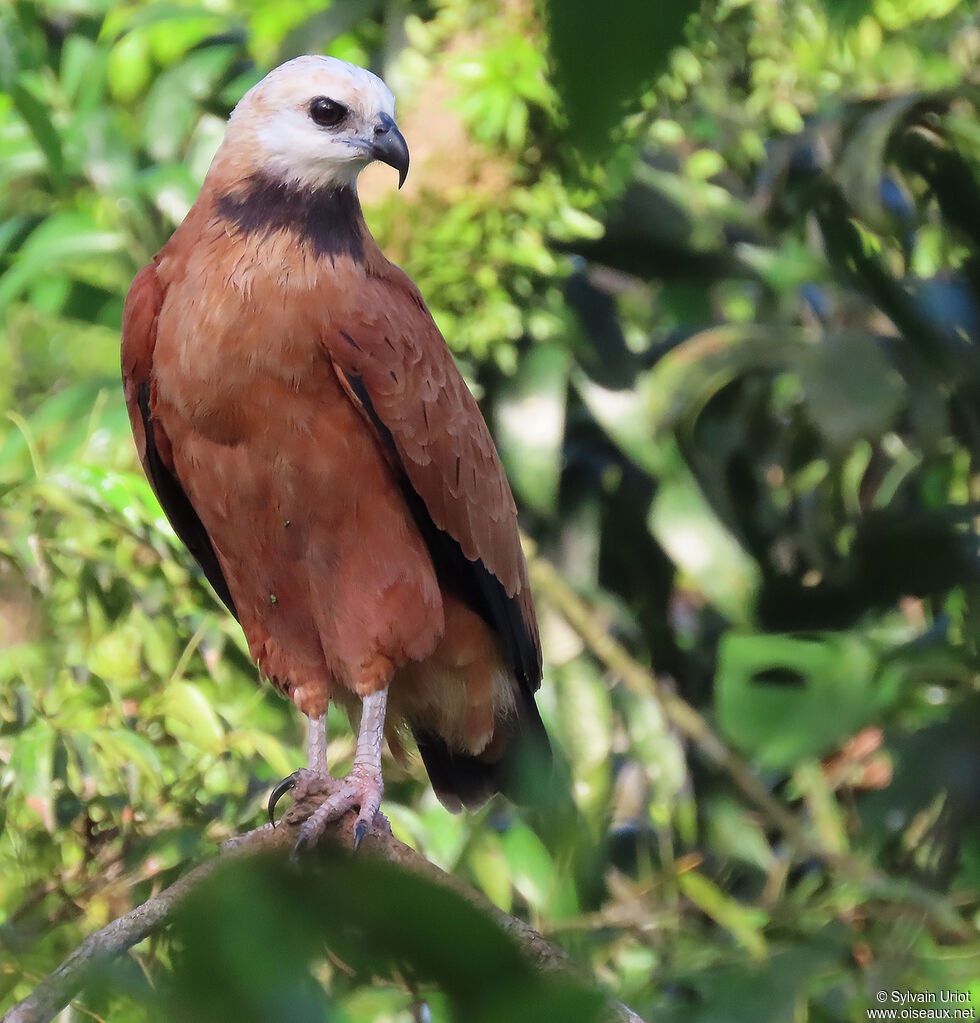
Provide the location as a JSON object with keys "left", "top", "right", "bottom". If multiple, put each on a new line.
{"left": 295, "top": 764, "right": 388, "bottom": 853}
{"left": 269, "top": 766, "right": 389, "bottom": 857}
{"left": 268, "top": 767, "right": 341, "bottom": 826}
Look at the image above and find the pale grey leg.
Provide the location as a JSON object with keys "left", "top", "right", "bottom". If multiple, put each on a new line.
{"left": 268, "top": 714, "right": 339, "bottom": 827}
{"left": 352, "top": 690, "right": 386, "bottom": 780}
{"left": 294, "top": 687, "right": 389, "bottom": 852}
{"left": 307, "top": 714, "right": 328, "bottom": 775}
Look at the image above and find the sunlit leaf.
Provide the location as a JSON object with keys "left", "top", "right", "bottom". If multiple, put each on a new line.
{"left": 502, "top": 821, "right": 556, "bottom": 909}
{"left": 162, "top": 681, "right": 226, "bottom": 752}
{"left": 6, "top": 722, "right": 54, "bottom": 807}
{"left": 678, "top": 869, "right": 768, "bottom": 958}
{"left": 649, "top": 458, "right": 759, "bottom": 623}
{"left": 495, "top": 343, "right": 569, "bottom": 515}
{"left": 9, "top": 82, "right": 65, "bottom": 187}
{"left": 467, "top": 829, "right": 514, "bottom": 913}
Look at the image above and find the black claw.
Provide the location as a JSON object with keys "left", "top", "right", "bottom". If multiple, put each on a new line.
{"left": 292, "top": 835, "right": 312, "bottom": 859}
{"left": 268, "top": 772, "right": 299, "bottom": 826}
{"left": 353, "top": 820, "right": 369, "bottom": 850}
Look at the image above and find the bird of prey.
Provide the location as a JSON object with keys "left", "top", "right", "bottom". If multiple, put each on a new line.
{"left": 121, "top": 55, "right": 548, "bottom": 849}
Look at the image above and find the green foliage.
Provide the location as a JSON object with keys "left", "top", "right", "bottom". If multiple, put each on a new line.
{"left": 152, "top": 853, "right": 605, "bottom": 1023}
{"left": 545, "top": 0, "right": 700, "bottom": 151}
{"left": 3, "top": 0, "right": 980, "bottom": 1020}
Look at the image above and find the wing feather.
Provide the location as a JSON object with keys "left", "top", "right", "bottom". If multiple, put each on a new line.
{"left": 321, "top": 269, "right": 541, "bottom": 691}
{"left": 121, "top": 264, "right": 238, "bottom": 619}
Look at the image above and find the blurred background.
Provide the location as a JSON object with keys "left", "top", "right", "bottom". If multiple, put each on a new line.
{"left": 2, "top": 0, "right": 980, "bottom": 1019}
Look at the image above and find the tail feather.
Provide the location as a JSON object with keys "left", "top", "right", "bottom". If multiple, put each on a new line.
{"left": 413, "top": 687, "right": 551, "bottom": 811}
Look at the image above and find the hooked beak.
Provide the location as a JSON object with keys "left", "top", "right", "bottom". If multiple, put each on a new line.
{"left": 369, "top": 113, "right": 409, "bottom": 188}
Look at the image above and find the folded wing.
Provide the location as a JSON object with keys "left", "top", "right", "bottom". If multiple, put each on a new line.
{"left": 321, "top": 270, "right": 542, "bottom": 695}
{"left": 120, "top": 264, "right": 238, "bottom": 619}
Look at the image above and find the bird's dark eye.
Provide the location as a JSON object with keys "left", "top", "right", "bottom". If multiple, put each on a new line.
{"left": 309, "top": 96, "right": 348, "bottom": 128}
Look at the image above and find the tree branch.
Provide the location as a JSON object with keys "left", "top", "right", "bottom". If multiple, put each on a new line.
{"left": 2, "top": 803, "right": 645, "bottom": 1023}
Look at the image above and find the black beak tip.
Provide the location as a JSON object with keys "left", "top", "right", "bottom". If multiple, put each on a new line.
{"left": 371, "top": 119, "right": 410, "bottom": 190}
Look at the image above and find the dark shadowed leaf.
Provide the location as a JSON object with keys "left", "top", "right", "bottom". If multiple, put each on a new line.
{"left": 799, "top": 335, "right": 905, "bottom": 447}
{"left": 654, "top": 934, "right": 846, "bottom": 1023}
{"left": 545, "top": 0, "right": 700, "bottom": 151}
{"left": 820, "top": 0, "right": 875, "bottom": 25}
{"left": 163, "top": 853, "right": 605, "bottom": 1023}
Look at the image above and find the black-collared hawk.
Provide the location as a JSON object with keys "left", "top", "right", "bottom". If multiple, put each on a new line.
{"left": 121, "top": 55, "right": 548, "bottom": 848}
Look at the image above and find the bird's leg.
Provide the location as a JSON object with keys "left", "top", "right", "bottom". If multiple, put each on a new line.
{"left": 268, "top": 715, "right": 342, "bottom": 826}
{"left": 293, "top": 687, "right": 390, "bottom": 852}
{"left": 307, "top": 714, "right": 329, "bottom": 775}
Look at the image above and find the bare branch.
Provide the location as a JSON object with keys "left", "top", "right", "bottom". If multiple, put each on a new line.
{"left": 2, "top": 802, "right": 645, "bottom": 1023}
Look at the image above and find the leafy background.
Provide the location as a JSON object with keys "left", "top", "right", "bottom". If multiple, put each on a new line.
{"left": 2, "top": 0, "right": 980, "bottom": 1019}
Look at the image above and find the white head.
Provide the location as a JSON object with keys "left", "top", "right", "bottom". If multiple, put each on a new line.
{"left": 223, "top": 55, "right": 409, "bottom": 191}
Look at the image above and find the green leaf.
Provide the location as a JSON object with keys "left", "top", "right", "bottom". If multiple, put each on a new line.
{"left": 10, "top": 82, "right": 65, "bottom": 188}
{"left": 0, "top": 213, "right": 125, "bottom": 314}
{"left": 649, "top": 458, "right": 759, "bottom": 623}
{"left": 467, "top": 830, "right": 514, "bottom": 913}
{"left": 545, "top": 0, "right": 700, "bottom": 151}
{"left": 621, "top": 686, "right": 690, "bottom": 813}
{"left": 106, "top": 30, "right": 152, "bottom": 103}
{"left": 553, "top": 658, "right": 613, "bottom": 778}
{"left": 167, "top": 853, "right": 604, "bottom": 1022}
{"left": 716, "top": 632, "right": 903, "bottom": 769}
{"left": 495, "top": 343, "right": 569, "bottom": 515}
{"left": 0, "top": 381, "right": 130, "bottom": 481}
{"left": 59, "top": 34, "right": 107, "bottom": 113}
{"left": 799, "top": 336, "right": 905, "bottom": 447}
{"left": 821, "top": 0, "right": 875, "bottom": 25}
{"left": 141, "top": 44, "right": 237, "bottom": 162}
{"left": 162, "top": 680, "right": 226, "bottom": 752}
{"left": 7, "top": 722, "right": 54, "bottom": 805}
{"left": 90, "top": 726, "right": 163, "bottom": 782}
{"left": 502, "top": 821, "right": 556, "bottom": 908}
{"left": 678, "top": 869, "right": 768, "bottom": 958}
{"left": 792, "top": 760, "right": 849, "bottom": 855}
{"left": 0, "top": 214, "right": 31, "bottom": 259}
{"left": 704, "top": 796, "right": 777, "bottom": 872}
{"left": 235, "top": 730, "right": 295, "bottom": 780}
{"left": 657, "top": 937, "right": 847, "bottom": 1023}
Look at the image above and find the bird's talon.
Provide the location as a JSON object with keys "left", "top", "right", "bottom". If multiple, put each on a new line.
{"left": 294, "top": 832, "right": 314, "bottom": 855}
{"left": 288, "top": 834, "right": 310, "bottom": 864}
{"left": 353, "top": 819, "right": 369, "bottom": 849}
{"left": 268, "top": 772, "right": 300, "bottom": 826}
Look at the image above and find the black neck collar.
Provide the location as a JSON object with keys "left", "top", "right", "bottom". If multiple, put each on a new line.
{"left": 215, "top": 174, "right": 365, "bottom": 263}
